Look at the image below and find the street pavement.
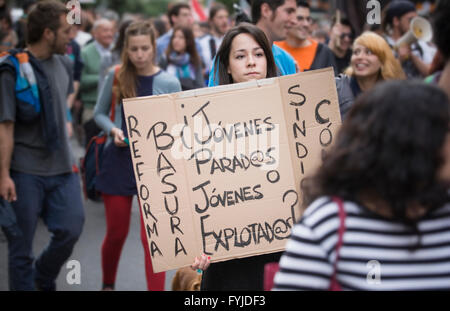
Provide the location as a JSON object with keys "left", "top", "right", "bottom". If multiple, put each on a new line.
{"left": 0, "top": 137, "right": 176, "bottom": 291}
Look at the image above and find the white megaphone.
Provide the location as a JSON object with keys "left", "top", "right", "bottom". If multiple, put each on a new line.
{"left": 395, "top": 16, "right": 433, "bottom": 48}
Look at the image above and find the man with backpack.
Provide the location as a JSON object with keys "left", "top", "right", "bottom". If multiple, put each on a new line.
{"left": 0, "top": 0, "right": 84, "bottom": 291}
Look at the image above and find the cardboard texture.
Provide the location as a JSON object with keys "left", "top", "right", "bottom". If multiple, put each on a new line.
{"left": 123, "top": 67, "right": 341, "bottom": 273}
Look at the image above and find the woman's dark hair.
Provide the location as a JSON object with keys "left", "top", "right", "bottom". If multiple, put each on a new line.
{"left": 166, "top": 26, "right": 201, "bottom": 68}
{"left": 213, "top": 22, "right": 277, "bottom": 85}
{"left": 302, "top": 81, "right": 450, "bottom": 225}
{"left": 152, "top": 18, "right": 168, "bottom": 38}
{"left": 432, "top": 0, "right": 450, "bottom": 61}
{"left": 112, "top": 19, "right": 134, "bottom": 56}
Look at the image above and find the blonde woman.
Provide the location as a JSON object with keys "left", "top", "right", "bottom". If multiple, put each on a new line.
{"left": 93, "top": 21, "right": 181, "bottom": 291}
{"left": 336, "top": 31, "right": 405, "bottom": 119}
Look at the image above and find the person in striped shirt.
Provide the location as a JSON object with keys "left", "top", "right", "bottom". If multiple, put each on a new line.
{"left": 274, "top": 80, "right": 450, "bottom": 291}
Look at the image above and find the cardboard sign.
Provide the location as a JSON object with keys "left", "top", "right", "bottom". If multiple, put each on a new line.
{"left": 123, "top": 68, "right": 341, "bottom": 273}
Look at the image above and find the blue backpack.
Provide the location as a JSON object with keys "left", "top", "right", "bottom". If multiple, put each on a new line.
{"left": 0, "top": 49, "right": 60, "bottom": 150}
{"left": 0, "top": 50, "right": 41, "bottom": 121}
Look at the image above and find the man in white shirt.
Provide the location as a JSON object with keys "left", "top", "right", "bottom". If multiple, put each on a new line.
{"left": 198, "top": 3, "right": 230, "bottom": 81}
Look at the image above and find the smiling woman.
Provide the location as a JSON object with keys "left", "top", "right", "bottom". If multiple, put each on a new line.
{"left": 335, "top": 31, "right": 405, "bottom": 119}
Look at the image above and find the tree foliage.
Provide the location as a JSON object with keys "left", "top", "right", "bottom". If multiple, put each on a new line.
{"left": 215, "top": 0, "right": 236, "bottom": 13}
{"left": 102, "top": 0, "right": 172, "bottom": 17}
{"left": 98, "top": 0, "right": 239, "bottom": 18}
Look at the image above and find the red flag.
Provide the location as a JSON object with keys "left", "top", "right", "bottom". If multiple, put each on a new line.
{"left": 190, "top": 0, "right": 207, "bottom": 21}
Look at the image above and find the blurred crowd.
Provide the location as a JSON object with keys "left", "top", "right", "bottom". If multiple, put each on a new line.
{"left": 0, "top": 0, "right": 442, "bottom": 144}
{"left": 1, "top": 0, "right": 450, "bottom": 291}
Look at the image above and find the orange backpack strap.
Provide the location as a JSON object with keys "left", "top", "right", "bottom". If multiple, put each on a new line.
{"left": 109, "top": 65, "right": 121, "bottom": 122}
{"left": 15, "top": 52, "right": 29, "bottom": 64}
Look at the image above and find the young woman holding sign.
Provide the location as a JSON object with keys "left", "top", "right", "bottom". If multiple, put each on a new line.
{"left": 190, "top": 23, "right": 281, "bottom": 290}
{"left": 93, "top": 21, "right": 181, "bottom": 291}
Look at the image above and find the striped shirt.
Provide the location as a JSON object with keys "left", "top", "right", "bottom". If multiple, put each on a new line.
{"left": 273, "top": 196, "right": 450, "bottom": 291}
